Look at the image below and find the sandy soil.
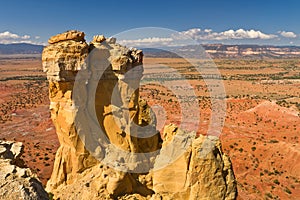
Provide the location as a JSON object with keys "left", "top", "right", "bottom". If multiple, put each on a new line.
{"left": 141, "top": 57, "right": 300, "bottom": 200}
{"left": 0, "top": 57, "right": 58, "bottom": 186}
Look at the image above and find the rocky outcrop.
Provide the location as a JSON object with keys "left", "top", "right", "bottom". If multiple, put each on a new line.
{"left": 0, "top": 140, "right": 49, "bottom": 200}
{"left": 43, "top": 30, "right": 161, "bottom": 198}
{"left": 43, "top": 30, "right": 237, "bottom": 199}
{"left": 153, "top": 125, "right": 236, "bottom": 200}
{"left": 48, "top": 30, "right": 85, "bottom": 44}
{"left": 42, "top": 30, "right": 96, "bottom": 191}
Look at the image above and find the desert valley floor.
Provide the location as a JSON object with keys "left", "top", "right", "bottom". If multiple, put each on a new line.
{"left": 0, "top": 56, "right": 299, "bottom": 200}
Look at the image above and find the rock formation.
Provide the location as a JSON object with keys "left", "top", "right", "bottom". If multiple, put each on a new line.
{"left": 42, "top": 30, "right": 237, "bottom": 199}
{"left": 153, "top": 125, "right": 236, "bottom": 200}
{"left": 0, "top": 140, "right": 49, "bottom": 200}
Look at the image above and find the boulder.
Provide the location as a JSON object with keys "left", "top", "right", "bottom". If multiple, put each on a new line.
{"left": 153, "top": 126, "right": 237, "bottom": 200}
{"left": 92, "top": 35, "right": 106, "bottom": 43}
{"left": 48, "top": 30, "right": 85, "bottom": 44}
{"left": 0, "top": 140, "right": 49, "bottom": 200}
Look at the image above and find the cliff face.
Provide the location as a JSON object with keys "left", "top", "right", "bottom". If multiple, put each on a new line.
{"left": 42, "top": 30, "right": 97, "bottom": 190}
{"left": 42, "top": 30, "right": 237, "bottom": 200}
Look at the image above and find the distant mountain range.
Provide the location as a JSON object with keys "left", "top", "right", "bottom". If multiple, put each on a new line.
{"left": 1, "top": 43, "right": 300, "bottom": 59}
{"left": 144, "top": 44, "right": 300, "bottom": 59}
{"left": 201, "top": 44, "right": 300, "bottom": 59}
{"left": 0, "top": 43, "right": 44, "bottom": 54}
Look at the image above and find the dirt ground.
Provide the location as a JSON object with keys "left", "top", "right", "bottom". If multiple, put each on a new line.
{"left": 0, "top": 57, "right": 58, "bottom": 186}
{"left": 0, "top": 56, "right": 299, "bottom": 199}
{"left": 141, "top": 57, "right": 300, "bottom": 200}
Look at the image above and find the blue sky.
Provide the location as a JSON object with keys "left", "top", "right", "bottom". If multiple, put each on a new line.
{"left": 0, "top": 0, "right": 299, "bottom": 45}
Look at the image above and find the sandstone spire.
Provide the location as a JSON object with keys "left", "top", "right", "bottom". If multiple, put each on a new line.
{"left": 42, "top": 30, "right": 237, "bottom": 200}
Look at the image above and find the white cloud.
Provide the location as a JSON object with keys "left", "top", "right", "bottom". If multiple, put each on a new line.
{"left": 22, "top": 35, "right": 30, "bottom": 39}
{"left": 278, "top": 31, "right": 297, "bottom": 38}
{"left": 119, "top": 37, "right": 174, "bottom": 47}
{"left": 0, "top": 31, "right": 42, "bottom": 44}
{"left": 180, "top": 28, "right": 202, "bottom": 38}
{"left": 0, "top": 31, "right": 20, "bottom": 39}
{"left": 114, "top": 28, "right": 299, "bottom": 48}
{"left": 179, "top": 28, "right": 278, "bottom": 40}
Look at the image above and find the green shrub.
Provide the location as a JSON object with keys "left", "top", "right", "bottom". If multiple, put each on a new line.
{"left": 265, "top": 193, "right": 272, "bottom": 198}
{"left": 48, "top": 192, "right": 54, "bottom": 200}
{"left": 284, "top": 187, "right": 292, "bottom": 194}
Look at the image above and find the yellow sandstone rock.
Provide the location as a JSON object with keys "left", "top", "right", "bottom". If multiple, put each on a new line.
{"left": 48, "top": 30, "right": 85, "bottom": 44}
{"left": 43, "top": 30, "right": 237, "bottom": 200}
